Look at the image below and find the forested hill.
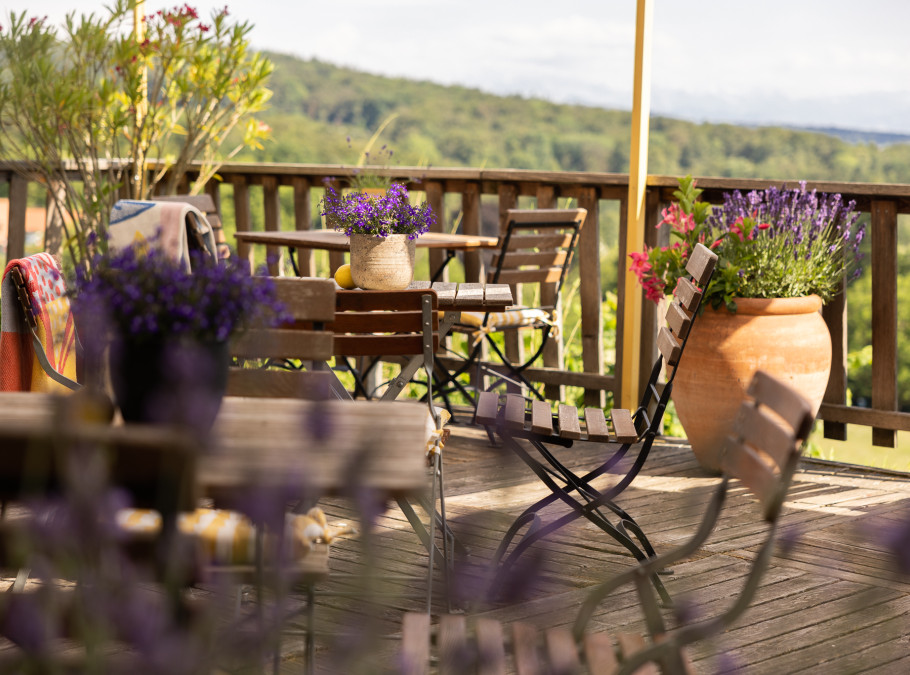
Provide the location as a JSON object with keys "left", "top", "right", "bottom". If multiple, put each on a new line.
{"left": 252, "top": 51, "right": 910, "bottom": 185}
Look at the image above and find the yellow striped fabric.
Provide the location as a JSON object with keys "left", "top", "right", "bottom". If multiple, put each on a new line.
{"left": 459, "top": 308, "right": 553, "bottom": 329}
{"left": 116, "top": 506, "right": 353, "bottom": 565}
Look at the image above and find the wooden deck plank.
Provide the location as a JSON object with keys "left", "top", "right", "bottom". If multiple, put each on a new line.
{"left": 266, "top": 414, "right": 910, "bottom": 673}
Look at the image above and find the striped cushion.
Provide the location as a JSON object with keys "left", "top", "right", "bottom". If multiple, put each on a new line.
{"left": 116, "top": 506, "right": 353, "bottom": 565}
{"left": 459, "top": 308, "right": 553, "bottom": 329}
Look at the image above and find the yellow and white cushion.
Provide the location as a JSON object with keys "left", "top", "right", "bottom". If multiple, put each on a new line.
{"left": 459, "top": 308, "right": 558, "bottom": 345}
{"left": 116, "top": 506, "right": 354, "bottom": 566}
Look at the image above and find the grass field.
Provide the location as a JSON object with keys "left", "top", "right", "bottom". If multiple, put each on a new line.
{"left": 807, "top": 424, "right": 910, "bottom": 473}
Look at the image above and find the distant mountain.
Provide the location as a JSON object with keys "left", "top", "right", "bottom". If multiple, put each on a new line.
{"left": 785, "top": 126, "right": 910, "bottom": 146}
{"left": 252, "top": 53, "right": 910, "bottom": 184}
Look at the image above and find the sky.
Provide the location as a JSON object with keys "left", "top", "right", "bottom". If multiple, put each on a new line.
{"left": 7, "top": 0, "right": 910, "bottom": 135}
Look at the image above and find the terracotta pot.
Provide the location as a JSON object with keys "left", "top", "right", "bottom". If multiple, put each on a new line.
{"left": 349, "top": 233, "right": 416, "bottom": 290}
{"left": 671, "top": 295, "right": 831, "bottom": 473}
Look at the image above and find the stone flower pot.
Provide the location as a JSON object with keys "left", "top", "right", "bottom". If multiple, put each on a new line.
{"left": 349, "top": 233, "right": 416, "bottom": 290}
{"left": 671, "top": 295, "right": 831, "bottom": 473}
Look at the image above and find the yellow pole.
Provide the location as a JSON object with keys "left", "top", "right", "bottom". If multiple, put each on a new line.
{"left": 621, "top": 0, "right": 654, "bottom": 409}
{"left": 133, "top": 0, "right": 147, "bottom": 198}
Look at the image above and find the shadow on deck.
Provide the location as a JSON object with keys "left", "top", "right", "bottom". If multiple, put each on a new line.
{"left": 285, "top": 413, "right": 910, "bottom": 673}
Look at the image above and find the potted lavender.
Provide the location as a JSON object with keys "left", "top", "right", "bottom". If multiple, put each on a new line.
{"left": 71, "top": 239, "right": 285, "bottom": 431}
{"left": 320, "top": 182, "right": 435, "bottom": 289}
{"left": 631, "top": 176, "right": 865, "bottom": 471}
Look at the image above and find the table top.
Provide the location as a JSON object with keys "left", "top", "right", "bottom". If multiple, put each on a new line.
{"left": 0, "top": 393, "right": 430, "bottom": 499}
{"left": 234, "top": 229, "right": 499, "bottom": 252}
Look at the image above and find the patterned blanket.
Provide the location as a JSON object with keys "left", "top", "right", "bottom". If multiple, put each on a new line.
{"left": 109, "top": 200, "right": 217, "bottom": 268}
{"left": 0, "top": 253, "right": 78, "bottom": 392}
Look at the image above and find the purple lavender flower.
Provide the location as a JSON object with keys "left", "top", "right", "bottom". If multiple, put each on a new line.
{"left": 320, "top": 182, "right": 435, "bottom": 239}
{"left": 71, "top": 236, "right": 289, "bottom": 343}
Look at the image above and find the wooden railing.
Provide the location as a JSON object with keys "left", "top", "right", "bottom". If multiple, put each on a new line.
{"left": 3, "top": 160, "right": 910, "bottom": 447}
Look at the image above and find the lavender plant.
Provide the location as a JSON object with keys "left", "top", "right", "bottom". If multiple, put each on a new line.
{"left": 320, "top": 182, "right": 435, "bottom": 239}
{"left": 70, "top": 239, "right": 286, "bottom": 343}
{"left": 630, "top": 176, "right": 866, "bottom": 311}
{"left": 705, "top": 182, "right": 865, "bottom": 309}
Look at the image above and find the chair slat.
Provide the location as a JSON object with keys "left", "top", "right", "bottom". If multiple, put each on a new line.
{"left": 531, "top": 400, "right": 554, "bottom": 436}
{"left": 583, "top": 632, "right": 619, "bottom": 675}
{"left": 332, "top": 310, "right": 439, "bottom": 335}
{"left": 502, "top": 232, "right": 577, "bottom": 251}
{"left": 495, "top": 268, "right": 565, "bottom": 286}
{"left": 610, "top": 409, "right": 637, "bottom": 443}
{"left": 333, "top": 334, "right": 436, "bottom": 357}
{"left": 337, "top": 288, "right": 437, "bottom": 313}
{"left": 495, "top": 250, "right": 569, "bottom": 269}
{"left": 270, "top": 277, "right": 336, "bottom": 322}
{"left": 226, "top": 368, "right": 332, "bottom": 400}
{"left": 231, "top": 329, "right": 334, "bottom": 362}
{"left": 475, "top": 392, "right": 501, "bottom": 426}
{"left": 722, "top": 441, "right": 779, "bottom": 515}
{"left": 400, "top": 612, "right": 431, "bottom": 675}
{"left": 656, "top": 326, "right": 682, "bottom": 366}
{"left": 583, "top": 408, "right": 611, "bottom": 443}
{"left": 685, "top": 242, "right": 718, "bottom": 286}
{"left": 746, "top": 370, "right": 814, "bottom": 439}
{"left": 431, "top": 282, "right": 458, "bottom": 304}
{"left": 454, "top": 283, "right": 485, "bottom": 307}
{"left": 439, "top": 614, "right": 467, "bottom": 675}
{"left": 484, "top": 284, "right": 515, "bottom": 306}
{"left": 665, "top": 302, "right": 692, "bottom": 341}
{"left": 736, "top": 403, "right": 798, "bottom": 470}
{"left": 674, "top": 277, "right": 702, "bottom": 312}
{"left": 503, "top": 394, "right": 527, "bottom": 431}
{"left": 557, "top": 404, "right": 582, "bottom": 439}
{"left": 511, "top": 622, "right": 542, "bottom": 675}
{"left": 544, "top": 627, "right": 580, "bottom": 674}
{"left": 475, "top": 617, "right": 507, "bottom": 675}
{"left": 506, "top": 208, "right": 587, "bottom": 225}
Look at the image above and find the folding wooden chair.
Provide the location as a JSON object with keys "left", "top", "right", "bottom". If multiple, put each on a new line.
{"left": 475, "top": 243, "right": 717, "bottom": 602}
{"left": 444, "top": 208, "right": 587, "bottom": 402}
{"left": 399, "top": 370, "right": 815, "bottom": 674}
{"left": 152, "top": 192, "right": 230, "bottom": 259}
{"left": 326, "top": 288, "right": 456, "bottom": 611}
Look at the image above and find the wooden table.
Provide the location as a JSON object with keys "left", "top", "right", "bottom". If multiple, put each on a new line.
{"left": 234, "top": 229, "right": 500, "bottom": 280}
{"left": 0, "top": 393, "right": 430, "bottom": 501}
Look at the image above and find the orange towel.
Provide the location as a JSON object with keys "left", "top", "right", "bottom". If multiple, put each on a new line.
{"left": 0, "top": 253, "right": 78, "bottom": 392}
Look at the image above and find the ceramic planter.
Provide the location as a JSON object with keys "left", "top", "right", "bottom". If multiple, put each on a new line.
{"left": 349, "top": 233, "right": 416, "bottom": 290}
{"left": 671, "top": 295, "right": 831, "bottom": 473}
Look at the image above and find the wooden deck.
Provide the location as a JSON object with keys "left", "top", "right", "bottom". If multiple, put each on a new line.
{"left": 294, "top": 413, "right": 910, "bottom": 674}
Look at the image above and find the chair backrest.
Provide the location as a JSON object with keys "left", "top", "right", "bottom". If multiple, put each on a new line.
{"left": 722, "top": 369, "right": 815, "bottom": 520}
{"left": 228, "top": 277, "right": 336, "bottom": 399}
{"left": 488, "top": 208, "right": 587, "bottom": 308}
{"left": 331, "top": 288, "right": 439, "bottom": 357}
{"left": 634, "top": 242, "right": 717, "bottom": 437}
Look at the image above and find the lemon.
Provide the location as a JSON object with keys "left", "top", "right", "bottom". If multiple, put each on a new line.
{"left": 334, "top": 263, "right": 356, "bottom": 289}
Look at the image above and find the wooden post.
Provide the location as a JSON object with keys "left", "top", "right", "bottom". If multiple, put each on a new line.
{"left": 577, "top": 188, "right": 604, "bottom": 408}
{"left": 620, "top": 0, "right": 654, "bottom": 410}
{"left": 292, "top": 176, "right": 315, "bottom": 276}
{"left": 462, "top": 182, "right": 482, "bottom": 282}
{"left": 231, "top": 175, "right": 253, "bottom": 272}
{"left": 871, "top": 199, "right": 897, "bottom": 447}
{"left": 263, "top": 175, "right": 282, "bottom": 276}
